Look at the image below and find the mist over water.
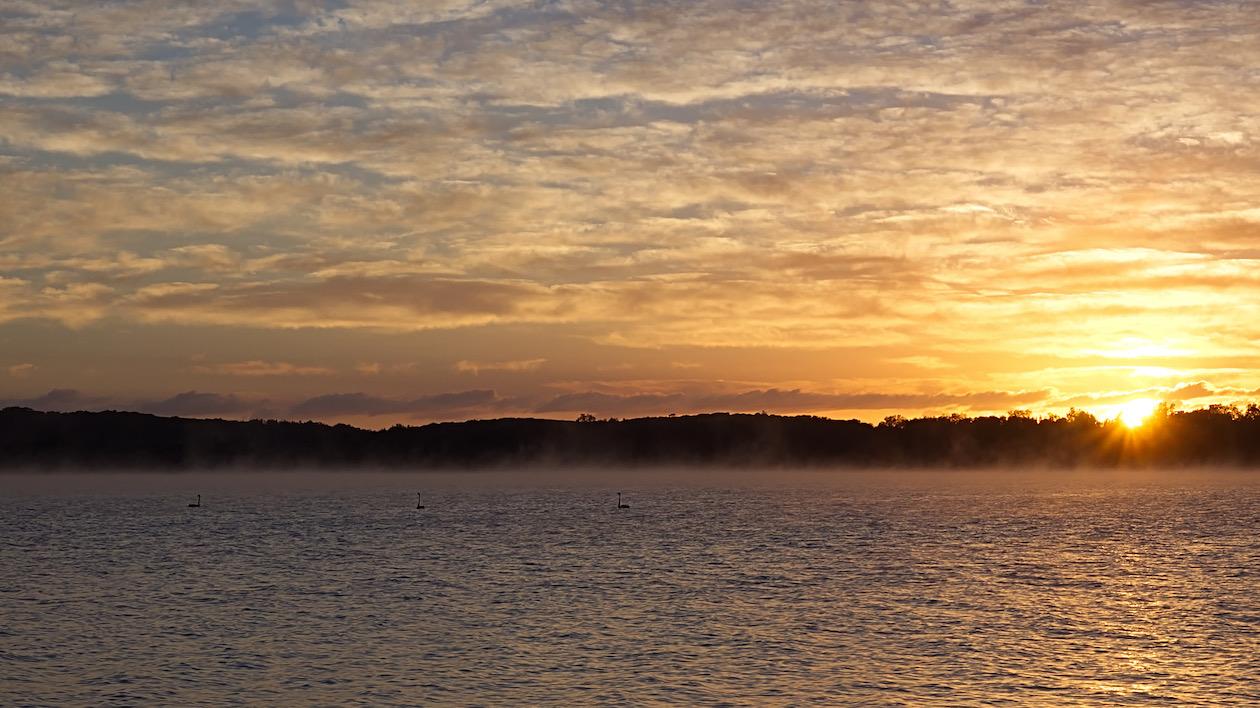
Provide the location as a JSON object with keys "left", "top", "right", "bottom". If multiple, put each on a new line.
{"left": 4, "top": 469, "right": 1260, "bottom": 705}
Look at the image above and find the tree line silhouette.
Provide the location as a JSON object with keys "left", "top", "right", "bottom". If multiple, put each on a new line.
{"left": 3, "top": 403, "right": 1260, "bottom": 469}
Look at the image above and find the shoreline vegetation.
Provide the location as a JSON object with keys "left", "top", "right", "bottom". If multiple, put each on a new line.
{"left": 5, "top": 404, "right": 1260, "bottom": 470}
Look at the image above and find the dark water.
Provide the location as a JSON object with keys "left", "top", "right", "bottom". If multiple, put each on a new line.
{"left": 3, "top": 470, "right": 1260, "bottom": 706}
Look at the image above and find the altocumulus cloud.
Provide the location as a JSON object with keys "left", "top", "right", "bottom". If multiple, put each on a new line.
{"left": 3, "top": 1, "right": 1260, "bottom": 421}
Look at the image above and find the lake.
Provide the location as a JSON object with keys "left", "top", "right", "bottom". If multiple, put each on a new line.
{"left": 3, "top": 469, "right": 1260, "bottom": 705}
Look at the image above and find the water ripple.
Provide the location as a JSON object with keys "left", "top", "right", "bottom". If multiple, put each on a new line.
{"left": 3, "top": 472, "right": 1260, "bottom": 705}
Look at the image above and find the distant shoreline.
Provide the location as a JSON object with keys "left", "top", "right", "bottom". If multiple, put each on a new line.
{"left": 5, "top": 404, "right": 1260, "bottom": 470}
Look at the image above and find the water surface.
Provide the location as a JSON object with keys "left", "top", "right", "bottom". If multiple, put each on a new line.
{"left": 3, "top": 469, "right": 1260, "bottom": 705}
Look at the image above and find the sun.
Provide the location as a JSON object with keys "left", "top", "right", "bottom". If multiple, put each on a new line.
{"left": 1117, "top": 398, "right": 1158, "bottom": 429}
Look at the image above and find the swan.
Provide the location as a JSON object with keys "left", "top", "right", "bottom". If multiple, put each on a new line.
{"left": 617, "top": 492, "right": 630, "bottom": 509}
{"left": 415, "top": 492, "right": 425, "bottom": 510}
{"left": 188, "top": 494, "right": 201, "bottom": 508}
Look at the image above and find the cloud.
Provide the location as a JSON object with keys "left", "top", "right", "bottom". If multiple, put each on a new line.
{"left": 535, "top": 387, "right": 1053, "bottom": 416}
{"left": 0, "top": 388, "right": 269, "bottom": 419}
{"left": 141, "top": 391, "right": 255, "bottom": 417}
{"left": 1166, "top": 381, "right": 1217, "bottom": 402}
{"left": 5, "top": 389, "right": 100, "bottom": 412}
{"left": 697, "top": 388, "right": 1052, "bottom": 413}
{"left": 117, "top": 276, "right": 566, "bottom": 331}
{"left": 1050, "top": 379, "right": 1260, "bottom": 411}
{"left": 7, "top": 363, "right": 35, "bottom": 378}
{"left": 0, "top": 61, "right": 115, "bottom": 98}
{"left": 193, "top": 360, "right": 335, "bottom": 377}
{"left": 534, "top": 391, "right": 688, "bottom": 415}
{"left": 290, "top": 389, "right": 498, "bottom": 418}
{"left": 6, "top": 377, "right": 1258, "bottom": 425}
{"left": 3, "top": 1, "right": 1260, "bottom": 422}
{"left": 455, "top": 358, "right": 545, "bottom": 374}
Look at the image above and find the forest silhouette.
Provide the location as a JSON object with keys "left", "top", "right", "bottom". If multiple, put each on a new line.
{"left": 5, "top": 403, "right": 1260, "bottom": 469}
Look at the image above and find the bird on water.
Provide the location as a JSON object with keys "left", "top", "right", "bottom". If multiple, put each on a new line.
{"left": 188, "top": 494, "right": 201, "bottom": 508}
{"left": 618, "top": 492, "right": 630, "bottom": 509}
{"left": 416, "top": 493, "right": 425, "bottom": 510}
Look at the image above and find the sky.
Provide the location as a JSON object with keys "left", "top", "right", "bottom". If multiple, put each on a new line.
{"left": 2, "top": 0, "right": 1259, "bottom": 428}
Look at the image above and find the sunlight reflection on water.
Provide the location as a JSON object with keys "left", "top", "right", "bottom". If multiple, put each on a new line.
{"left": 3, "top": 469, "right": 1260, "bottom": 705}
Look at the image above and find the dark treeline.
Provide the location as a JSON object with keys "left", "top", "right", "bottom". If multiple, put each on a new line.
{"left": 4, "top": 404, "right": 1260, "bottom": 470}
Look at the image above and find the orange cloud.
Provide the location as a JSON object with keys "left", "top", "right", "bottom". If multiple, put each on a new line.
{"left": 192, "top": 360, "right": 336, "bottom": 377}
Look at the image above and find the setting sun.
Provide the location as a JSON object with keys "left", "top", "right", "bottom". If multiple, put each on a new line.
{"left": 1118, "top": 398, "right": 1159, "bottom": 429}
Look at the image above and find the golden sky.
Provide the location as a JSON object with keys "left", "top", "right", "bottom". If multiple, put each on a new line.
{"left": 2, "top": 1, "right": 1258, "bottom": 426}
